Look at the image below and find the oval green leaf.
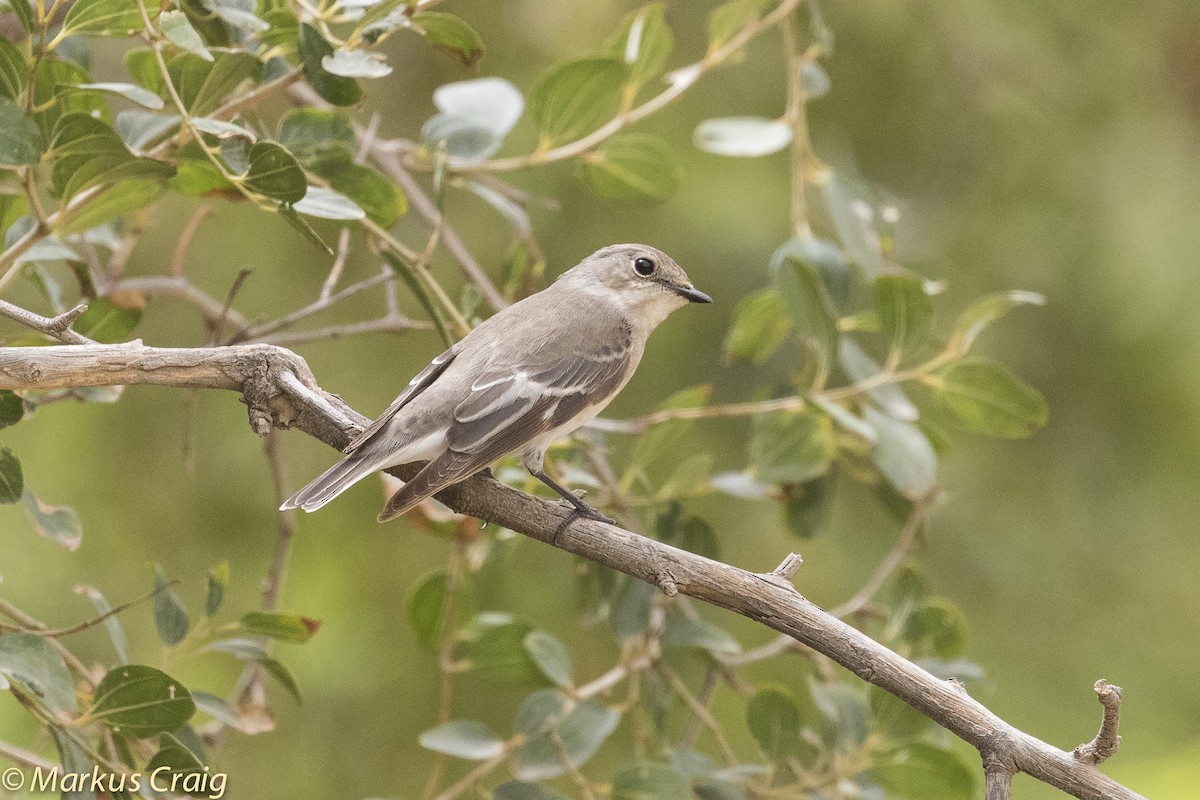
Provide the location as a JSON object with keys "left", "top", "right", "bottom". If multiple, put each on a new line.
{"left": 89, "top": 665, "right": 195, "bottom": 737}
{"left": 934, "top": 359, "right": 1048, "bottom": 438}
{"left": 530, "top": 57, "right": 626, "bottom": 145}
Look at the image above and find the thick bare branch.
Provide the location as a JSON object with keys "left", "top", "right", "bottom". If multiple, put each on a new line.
{"left": 0, "top": 343, "right": 1146, "bottom": 800}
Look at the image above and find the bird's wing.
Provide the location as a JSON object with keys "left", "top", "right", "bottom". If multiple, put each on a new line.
{"left": 376, "top": 322, "right": 635, "bottom": 521}
{"left": 344, "top": 344, "right": 459, "bottom": 453}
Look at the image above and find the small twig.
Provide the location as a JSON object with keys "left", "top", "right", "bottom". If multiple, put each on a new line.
{"left": 983, "top": 749, "right": 1017, "bottom": 800}
{"left": 549, "top": 729, "right": 599, "bottom": 800}
{"left": 233, "top": 269, "right": 395, "bottom": 342}
{"left": 261, "top": 432, "right": 297, "bottom": 612}
{"left": 678, "top": 666, "right": 720, "bottom": 748}
{"left": 0, "top": 580, "right": 180, "bottom": 638}
{"left": 258, "top": 314, "right": 427, "bottom": 346}
{"left": 0, "top": 739, "right": 59, "bottom": 772}
{"left": 116, "top": 275, "right": 252, "bottom": 332}
{"left": 772, "top": 552, "right": 804, "bottom": 580}
{"left": 0, "top": 298, "right": 92, "bottom": 344}
{"left": 211, "top": 268, "right": 252, "bottom": 345}
{"left": 1073, "top": 680, "right": 1124, "bottom": 765}
{"left": 319, "top": 228, "right": 353, "bottom": 301}
{"left": 428, "top": 737, "right": 520, "bottom": 800}
{"left": 828, "top": 499, "right": 929, "bottom": 619}
{"left": 658, "top": 663, "right": 739, "bottom": 767}
{"left": 171, "top": 207, "right": 215, "bottom": 277}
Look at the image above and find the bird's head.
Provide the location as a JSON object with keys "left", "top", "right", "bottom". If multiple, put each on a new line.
{"left": 564, "top": 244, "right": 711, "bottom": 328}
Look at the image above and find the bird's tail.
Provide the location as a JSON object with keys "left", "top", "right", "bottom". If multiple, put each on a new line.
{"left": 280, "top": 452, "right": 381, "bottom": 513}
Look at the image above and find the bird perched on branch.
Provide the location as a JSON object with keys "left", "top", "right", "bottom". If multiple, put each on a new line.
{"left": 282, "top": 244, "right": 711, "bottom": 525}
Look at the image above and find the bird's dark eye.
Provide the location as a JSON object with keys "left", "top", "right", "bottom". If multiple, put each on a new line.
{"left": 633, "top": 257, "right": 655, "bottom": 276}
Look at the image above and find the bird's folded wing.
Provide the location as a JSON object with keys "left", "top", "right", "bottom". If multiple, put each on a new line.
{"left": 447, "top": 326, "right": 634, "bottom": 459}
{"left": 344, "top": 344, "right": 459, "bottom": 453}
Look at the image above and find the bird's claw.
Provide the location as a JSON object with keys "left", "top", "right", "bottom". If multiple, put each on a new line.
{"left": 552, "top": 502, "right": 615, "bottom": 542}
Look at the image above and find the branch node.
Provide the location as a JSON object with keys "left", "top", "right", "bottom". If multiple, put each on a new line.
{"left": 655, "top": 573, "right": 679, "bottom": 597}
{"left": 242, "top": 367, "right": 277, "bottom": 438}
{"left": 772, "top": 552, "right": 803, "bottom": 579}
{"left": 1073, "top": 679, "right": 1124, "bottom": 765}
{"left": 47, "top": 303, "right": 88, "bottom": 334}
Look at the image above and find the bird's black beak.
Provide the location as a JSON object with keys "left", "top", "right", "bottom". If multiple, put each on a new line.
{"left": 673, "top": 284, "right": 713, "bottom": 304}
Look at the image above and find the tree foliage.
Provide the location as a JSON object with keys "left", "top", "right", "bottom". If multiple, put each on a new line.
{"left": 0, "top": 1, "right": 1054, "bottom": 798}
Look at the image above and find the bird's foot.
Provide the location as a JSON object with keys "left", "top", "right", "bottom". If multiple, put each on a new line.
{"left": 552, "top": 500, "right": 615, "bottom": 542}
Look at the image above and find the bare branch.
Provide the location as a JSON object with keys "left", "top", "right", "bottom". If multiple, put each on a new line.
{"left": 1074, "top": 680, "right": 1124, "bottom": 765}
{"left": 0, "top": 343, "right": 1147, "bottom": 800}
{"left": 0, "top": 299, "right": 92, "bottom": 344}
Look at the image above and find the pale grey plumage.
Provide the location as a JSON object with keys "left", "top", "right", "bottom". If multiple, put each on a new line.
{"left": 280, "top": 244, "right": 710, "bottom": 522}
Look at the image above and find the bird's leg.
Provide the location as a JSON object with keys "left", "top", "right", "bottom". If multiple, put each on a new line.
{"left": 528, "top": 469, "right": 616, "bottom": 531}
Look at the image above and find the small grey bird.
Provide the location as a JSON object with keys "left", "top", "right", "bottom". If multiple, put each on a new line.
{"left": 281, "top": 244, "right": 711, "bottom": 523}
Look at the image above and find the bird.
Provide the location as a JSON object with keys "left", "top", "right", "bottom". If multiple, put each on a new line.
{"left": 281, "top": 244, "right": 711, "bottom": 524}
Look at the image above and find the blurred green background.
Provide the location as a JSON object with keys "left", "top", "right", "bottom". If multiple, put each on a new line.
{"left": 3, "top": 1, "right": 1198, "bottom": 797}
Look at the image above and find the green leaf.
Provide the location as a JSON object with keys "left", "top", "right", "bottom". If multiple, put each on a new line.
{"left": 167, "top": 51, "right": 261, "bottom": 116}
{"left": 604, "top": 2, "right": 673, "bottom": 93}
{"left": 747, "top": 686, "right": 801, "bottom": 761}
{"left": 811, "top": 680, "right": 870, "bottom": 750}
{"left": 661, "top": 613, "right": 740, "bottom": 654}
{"left": 694, "top": 116, "right": 791, "bottom": 157}
{"left": 0, "top": 447, "right": 23, "bottom": 504}
{"left": 466, "top": 620, "right": 548, "bottom": 686}
{"left": 0, "top": 97, "right": 39, "bottom": 166}
{"left": 322, "top": 47, "right": 391, "bottom": 78}
{"left": 838, "top": 339, "right": 918, "bottom": 421}
{"left": 612, "top": 764, "right": 690, "bottom": 800}
{"left": 68, "top": 81, "right": 164, "bottom": 110}
{"left": 260, "top": 8, "right": 299, "bottom": 57}
{"left": 802, "top": 61, "right": 832, "bottom": 100}
{"left": 819, "top": 169, "right": 888, "bottom": 276}
{"left": 62, "top": 0, "right": 158, "bottom": 37}
{"left": 407, "top": 571, "right": 449, "bottom": 650}
{"left": 864, "top": 406, "right": 937, "bottom": 500}
{"left": 868, "top": 684, "right": 929, "bottom": 742}
{"left": 293, "top": 186, "right": 365, "bottom": 220}
{"left": 49, "top": 113, "right": 174, "bottom": 201}
{"left": 22, "top": 488, "right": 82, "bottom": 550}
{"left": 609, "top": 576, "right": 655, "bottom": 640}
{"left": 780, "top": 476, "right": 834, "bottom": 538}
{"left": 750, "top": 410, "right": 835, "bottom": 484}
{"left": 0, "top": 390, "right": 24, "bottom": 428}
{"left": 947, "top": 290, "right": 1045, "bottom": 354}
{"left": 723, "top": 287, "right": 791, "bottom": 365}
{"left": 170, "top": 158, "right": 234, "bottom": 197}
{"left": 6, "top": 0, "right": 34, "bottom": 34}
{"left": 933, "top": 359, "right": 1048, "bottom": 438}
{"left": 31, "top": 57, "right": 106, "bottom": 143}
{"left": 0, "top": 633, "right": 77, "bottom": 713}
{"left": 58, "top": 178, "right": 165, "bottom": 235}
{"left": 327, "top": 164, "right": 405, "bottom": 227}
{"left": 277, "top": 107, "right": 357, "bottom": 161}
{"left": 578, "top": 132, "right": 679, "bottom": 202}
{"left": 872, "top": 743, "right": 975, "bottom": 800}
{"left": 771, "top": 239, "right": 839, "bottom": 385}
{"left": 903, "top": 598, "right": 967, "bottom": 658}
{"left": 89, "top": 665, "right": 195, "bottom": 737}
{"left": 514, "top": 692, "right": 621, "bottom": 781}
{"left": 75, "top": 585, "right": 129, "bottom": 663}
{"left": 146, "top": 732, "right": 205, "bottom": 781}
{"left": 0, "top": 36, "right": 28, "bottom": 100}
{"left": 419, "top": 720, "right": 504, "bottom": 760}
{"left": 874, "top": 274, "right": 932, "bottom": 361}
{"left": 115, "top": 110, "right": 179, "bottom": 152}
{"left": 191, "top": 116, "right": 256, "bottom": 141}
{"left": 72, "top": 296, "right": 143, "bottom": 343}
{"left": 205, "top": 561, "right": 229, "bottom": 617}
{"left": 530, "top": 57, "right": 626, "bottom": 146}
{"left": 160, "top": 10, "right": 213, "bottom": 61}
{"left": 299, "top": 23, "right": 364, "bottom": 107}
{"left": 238, "top": 612, "right": 321, "bottom": 643}
{"left": 523, "top": 630, "right": 573, "bottom": 688}
{"left": 204, "top": 0, "right": 267, "bottom": 32}
{"left": 124, "top": 46, "right": 163, "bottom": 93}
{"left": 152, "top": 564, "right": 190, "bottom": 646}
{"left": 494, "top": 782, "right": 569, "bottom": 800}
{"left": 656, "top": 507, "right": 720, "bottom": 560}
{"left": 242, "top": 141, "right": 307, "bottom": 203}
{"left": 627, "top": 385, "right": 711, "bottom": 477}
{"left": 707, "top": 0, "right": 773, "bottom": 53}
{"left": 411, "top": 11, "right": 485, "bottom": 71}
{"left": 204, "top": 638, "right": 303, "bottom": 703}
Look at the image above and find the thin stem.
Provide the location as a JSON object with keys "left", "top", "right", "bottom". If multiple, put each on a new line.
{"left": 781, "top": 10, "right": 814, "bottom": 240}
{"left": 658, "top": 663, "right": 739, "bottom": 767}
{"left": 464, "top": 0, "right": 806, "bottom": 173}
{"left": 828, "top": 498, "right": 929, "bottom": 619}
{"left": 1, "top": 581, "right": 180, "bottom": 638}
